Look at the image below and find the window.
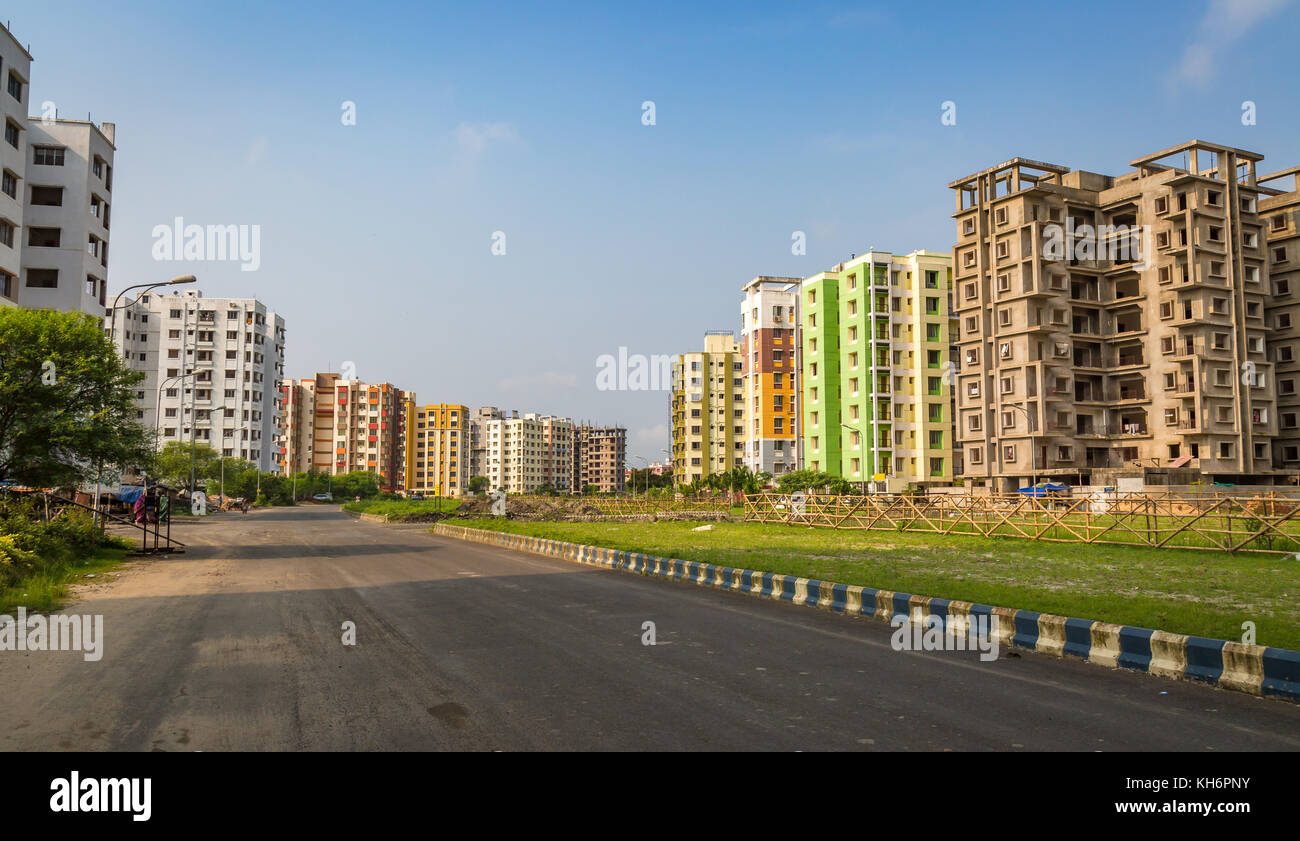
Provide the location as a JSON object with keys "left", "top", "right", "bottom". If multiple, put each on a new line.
{"left": 25, "top": 268, "right": 57, "bottom": 288}
{"left": 999, "top": 309, "right": 1012, "bottom": 327}
{"left": 30, "top": 185, "right": 62, "bottom": 206}
{"left": 32, "top": 146, "right": 65, "bottom": 166}
{"left": 967, "top": 414, "right": 981, "bottom": 431}
{"left": 5, "top": 72, "right": 20, "bottom": 102}
{"left": 968, "top": 447, "right": 983, "bottom": 464}
{"left": 4, "top": 121, "right": 18, "bottom": 149}
{"left": 1002, "top": 445, "right": 1016, "bottom": 462}
{"left": 28, "top": 227, "right": 60, "bottom": 247}
{"left": 0, "top": 219, "right": 11, "bottom": 248}
{"left": 1, "top": 170, "right": 15, "bottom": 199}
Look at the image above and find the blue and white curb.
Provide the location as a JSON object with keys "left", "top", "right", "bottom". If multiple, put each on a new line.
{"left": 433, "top": 523, "right": 1300, "bottom": 702}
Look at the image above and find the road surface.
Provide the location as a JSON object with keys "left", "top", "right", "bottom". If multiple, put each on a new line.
{"left": 2, "top": 506, "right": 1297, "bottom": 750}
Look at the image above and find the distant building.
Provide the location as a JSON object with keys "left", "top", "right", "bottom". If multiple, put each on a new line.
{"left": 740, "top": 276, "right": 802, "bottom": 477}
{"left": 405, "top": 403, "right": 469, "bottom": 496}
{"left": 573, "top": 425, "right": 627, "bottom": 493}
{"left": 671, "top": 332, "right": 745, "bottom": 486}
{"left": 278, "top": 373, "right": 410, "bottom": 490}
{"left": 110, "top": 288, "right": 285, "bottom": 472}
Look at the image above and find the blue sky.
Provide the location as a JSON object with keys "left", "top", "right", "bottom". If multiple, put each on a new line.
{"left": 8, "top": 0, "right": 1299, "bottom": 461}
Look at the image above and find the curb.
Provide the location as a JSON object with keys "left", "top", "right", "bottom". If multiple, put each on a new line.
{"left": 433, "top": 523, "right": 1300, "bottom": 703}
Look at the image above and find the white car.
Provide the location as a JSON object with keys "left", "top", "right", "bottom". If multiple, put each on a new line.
{"left": 312, "top": 492, "right": 333, "bottom": 501}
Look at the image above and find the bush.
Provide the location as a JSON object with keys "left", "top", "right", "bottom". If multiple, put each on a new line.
{"left": 0, "top": 500, "right": 127, "bottom": 590}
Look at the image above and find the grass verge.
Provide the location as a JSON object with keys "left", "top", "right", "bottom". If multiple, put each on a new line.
{"left": 452, "top": 517, "right": 1300, "bottom": 650}
{"left": 0, "top": 545, "right": 131, "bottom": 613}
{"left": 343, "top": 498, "right": 461, "bottom": 520}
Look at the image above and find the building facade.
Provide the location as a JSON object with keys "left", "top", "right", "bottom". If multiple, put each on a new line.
{"left": 0, "top": 24, "right": 31, "bottom": 307}
{"left": 950, "top": 141, "right": 1285, "bottom": 490}
{"left": 800, "top": 250, "right": 954, "bottom": 491}
{"left": 671, "top": 331, "right": 745, "bottom": 486}
{"left": 573, "top": 425, "right": 627, "bottom": 493}
{"left": 1259, "top": 166, "right": 1300, "bottom": 471}
{"left": 21, "top": 119, "right": 115, "bottom": 315}
{"left": 110, "top": 288, "right": 285, "bottom": 472}
{"left": 0, "top": 23, "right": 115, "bottom": 314}
{"left": 483, "top": 412, "right": 574, "bottom": 494}
{"left": 277, "top": 373, "right": 409, "bottom": 489}
{"left": 405, "top": 403, "right": 469, "bottom": 496}
{"left": 740, "top": 276, "right": 802, "bottom": 478}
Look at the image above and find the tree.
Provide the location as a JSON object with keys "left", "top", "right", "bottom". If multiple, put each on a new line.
{"left": 0, "top": 308, "right": 152, "bottom": 487}
{"left": 468, "top": 476, "right": 489, "bottom": 496}
{"left": 154, "top": 441, "right": 221, "bottom": 488}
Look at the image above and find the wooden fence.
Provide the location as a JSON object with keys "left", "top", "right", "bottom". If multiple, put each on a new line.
{"left": 742, "top": 491, "right": 1300, "bottom": 555}
{"left": 510, "top": 495, "right": 734, "bottom": 516}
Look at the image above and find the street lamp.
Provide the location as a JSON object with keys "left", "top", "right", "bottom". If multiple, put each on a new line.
{"left": 97, "top": 276, "right": 196, "bottom": 523}
{"left": 661, "top": 448, "right": 676, "bottom": 497}
{"left": 1003, "top": 403, "right": 1037, "bottom": 491}
{"left": 107, "top": 275, "right": 197, "bottom": 344}
{"left": 629, "top": 455, "right": 648, "bottom": 500}
{"left": 840, "top": 423, "right": 869, "bottom": 494}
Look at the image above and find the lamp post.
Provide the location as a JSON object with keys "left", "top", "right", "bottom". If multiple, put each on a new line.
{"left": 629, "top": 455, "right": 648, "bottom": 500}
{"left": 841, "top": 423, "right": 868, "bottom": 494}
{"left": 103, "top": 276, "right": 196, "bottom": 523}
{"left": 1003, "top": 403, "right": 1037, "bottom": 492}
{"left": 661, "top": 448, "right": 676, "bottom": 498}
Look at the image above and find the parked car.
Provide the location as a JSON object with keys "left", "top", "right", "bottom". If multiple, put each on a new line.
{"left": 312, "top": 492, "right": 333, "bottom": 501}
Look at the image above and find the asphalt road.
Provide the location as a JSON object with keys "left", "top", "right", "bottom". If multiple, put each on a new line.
{"left": 2, "top": 506, "right": 1297, "bottom": 751}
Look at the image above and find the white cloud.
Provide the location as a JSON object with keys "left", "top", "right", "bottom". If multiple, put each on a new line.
{"left": 1174, "top": 0, "right": 1289, "bottom": 87}
{"left": 629, "top": 424, "right": 670, "bottom": 458}
{"left": 247, "top": 135, "right": 269, "bottom": 165}
{"left": 454, "top": 121, "right": 520, "bottom": 163}
{"left": 496, "top": 370, "right": 577, "bottom": 392}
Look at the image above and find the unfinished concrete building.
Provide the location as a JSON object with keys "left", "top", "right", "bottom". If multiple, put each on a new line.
{"left": 950, "top": 141, "right": 1286, "bottom": 490}
{"left": 1259, "top": 166, "right": 1300, "bottom": 472}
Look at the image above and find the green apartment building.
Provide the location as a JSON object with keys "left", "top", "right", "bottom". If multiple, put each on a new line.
{"left": 801, "top": 249, "right": 954, "bottom": 492}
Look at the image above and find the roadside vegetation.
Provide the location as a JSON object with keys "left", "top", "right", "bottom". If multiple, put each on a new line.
{"left": 0, "top": 501, "right": 133, "bottom": 613}
{"left": 343, "top": 497, "right": 461, "bottom": 521}
{"left": 452, "top": 518, "right": 1300, "bottom": 650}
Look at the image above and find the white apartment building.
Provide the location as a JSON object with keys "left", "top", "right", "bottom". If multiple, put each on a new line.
{"left": 109, "top": 289, "right": 286, "bottom": 472}
{"left": 0, "top": 22, "right": 115, "bottom": 314}
{"left": 484, "top": 412, "right": 574, "bottom": 494}
{"left": 20, "top": 119, "right": 114, "bottom": 314}
{"left": 0, "top": 24, "right": 31, "bottom": 306}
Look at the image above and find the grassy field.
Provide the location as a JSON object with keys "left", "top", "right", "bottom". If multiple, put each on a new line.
{"left": 453, "top": 517, "right": 1300, "bottom": 650}
{"left": 0, "top": 546, "right": 130, "bottom": 613}
{"left": 343, "top": 498, "right": 461, "bottom": 520}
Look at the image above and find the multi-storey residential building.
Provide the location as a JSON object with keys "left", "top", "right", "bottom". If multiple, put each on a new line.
{"left": 404, "top": 403, "right": 469, "bottom": 496}
{"left": 468, "top": 406, "right": 501, "bottom": 481}
{"left": 277, "top": 373, "right": 409, "bottom": 489}
{"left": 0, "top": 23, "right": 115, "bottom": 314}
{"left": 21, "top": 119, "right": 114, "bottom": 315}
{"left": 573, "top": 425, "right": 627, "bottom": 493}
{"left": 110, "top": 288, "right": 285, "bottom": 472}
{"left": 671, "top": 331, "right": 745, "bottom": 486}
{"left": 1260, "top": 166, "right": 1300, "bottom": 471}
{"left": 950, "top": 141, "right": 1285, "bottom": 490}
{"left": 801, "top": 250, "right": 954, "bottom": 491}
{"left": 740, "top": 276, "right": 802, "bottom": 477}
{"left": 0, "top": 24, "right": 31, "bottom": 306}
{"left": 484, "top": 412, "right": 574, "bottom": 494}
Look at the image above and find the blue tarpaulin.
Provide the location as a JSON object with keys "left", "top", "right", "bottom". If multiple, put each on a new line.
{"left": 114, "top": 487, "right": 146, "bottom": 503}
{"left": 1017, "top": 483, "right": 1069, "bottom": 497}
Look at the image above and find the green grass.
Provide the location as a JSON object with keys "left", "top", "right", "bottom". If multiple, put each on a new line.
{"left": 453, "top": 518, "right": 1300, "bottom": 650}
{"left": 0, "top": 546, "right": 130, "bottom": 613}
{"left": 343, "top": 498, "right": 461, "bottom": 520}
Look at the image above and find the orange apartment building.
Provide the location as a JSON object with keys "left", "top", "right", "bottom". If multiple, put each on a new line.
{"left": 277, "top": 373, "right": 411, "bottom": 490}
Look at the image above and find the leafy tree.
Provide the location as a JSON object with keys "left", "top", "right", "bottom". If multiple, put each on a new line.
{"left": 0, "top": 308, "right": 152, "bottom": 487}
{"left": 154, "top": 441, "right": 221, "bottom": 488}
{"left": 468, "top": 476, "right": 489, "bottom": 496}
